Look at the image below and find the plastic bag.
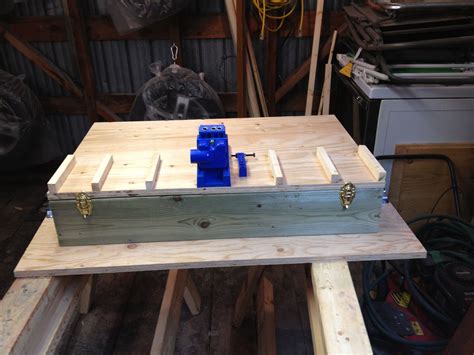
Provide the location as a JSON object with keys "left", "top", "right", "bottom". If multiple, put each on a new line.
{"left": 106, "top": 0, "right": 190, "bottom": 34}
{"left": 0, "top": 70, "right": 43, "bottom": 160}
{"left": 129, "top": 62, "right": 225, "bottom": 121}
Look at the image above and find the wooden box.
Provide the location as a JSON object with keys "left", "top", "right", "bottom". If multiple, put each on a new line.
{"left": 47, "top": 116, "right": 386, "bottom": 246}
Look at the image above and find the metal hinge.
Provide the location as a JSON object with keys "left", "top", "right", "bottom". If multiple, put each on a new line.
{"left": 340, "top": 182, "right": 356, "bottom": 209}
{"left": 75, "top": 192, "right": 93, "bottom": 218}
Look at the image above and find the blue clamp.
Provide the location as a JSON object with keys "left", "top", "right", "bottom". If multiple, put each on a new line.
{"left": 232, "top": 152, "right": 255, "bottom": 177}
{"left": 190, "top": 124, "right": 231, "bottom": 187}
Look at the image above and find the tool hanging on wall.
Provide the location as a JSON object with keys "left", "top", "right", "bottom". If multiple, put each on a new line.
{"left": 251, "top": 0, "right": 305, "bottom": 39}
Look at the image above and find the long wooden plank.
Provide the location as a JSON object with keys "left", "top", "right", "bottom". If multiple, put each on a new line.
{"left": 51, "top": 187, "right": 382, "bottom": 246}
{"left": 150, "top": 269, "right": 188, "bottom": 355}
{"left": 0, "top": 276, "right": 88, "bottom": 353}
{"left": 47, "top": 154, "right": 76, "bottom": 194}
{"left": 14, "top": 204, "right": 426, "bottom": 277}
{"left": 183, "top": 273, "right": 201, "bottom": 316}
{"left": 310, "top": 261, "right": 373, "bottom": 354}
{"left": 305, "top": 0, "right": 324, "bottom": 115}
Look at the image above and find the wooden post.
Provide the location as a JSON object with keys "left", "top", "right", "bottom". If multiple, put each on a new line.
{"left": 256, "top": 276, "right": 277, "bottom": 355}
{"left": 79, "top": 274, "right": 95, "bottom": 314}
{"left": 150, "top": 269, "right": 189, "bottom": 355}
{"left": 236, "top": 0, "right": 246, "bottom": 117}
{"left": 62, "top": 0, "right": 99, "bottom": 124}
{"left": 233, "top": 265, "right": 266, "bottom": 327}
{"left": 305, "top": 0, "right": 324, "bottom": 116}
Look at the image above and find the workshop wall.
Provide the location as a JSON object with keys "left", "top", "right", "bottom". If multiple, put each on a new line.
{"left": 0, "top": 0, "right": 349, "bottom": 161}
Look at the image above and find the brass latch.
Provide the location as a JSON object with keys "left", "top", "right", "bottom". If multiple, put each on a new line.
{"left": 340, "top": 182, "right": 356, "bottom": 209}
{"left": 75, "top": 192, "right": 92, "bottom": 218}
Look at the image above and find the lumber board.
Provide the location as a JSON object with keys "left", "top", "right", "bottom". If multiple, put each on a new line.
{"left": 91, "top": 154, "right": 114, "bottom": 192}
{"left": 183, "top": 273, "right": 202, "bottom": 316}
{"left": 150, "top": 269, "right": 188, "bottom": 355}
{"left": 145, "top": 153, "right": 162, "bottom": 190}
{"left": 48, "top": 116, "right": 383, "bottom": 200}
{"left": 51, "top": 187, "right": 382, "bottom": 246}
{"left": 267, "top": 150, "right": 284, "bottom": 185}
{"left": 309, "top": 261, "right": 373, "bottom": 354}
{"left": 14, "top": 204, "right": 426, "bottom": 277}
{"left": 305, "top": 0, "right": 324, "bottom": 115}
{"left": 0, "top": 276, "right": 88, "bottom": 354}
{"left": 315, "top": 147, "right": 340, "bottom": 183}
{"left": 358, "top": 145, "right": 386, "bottom": 182}
{"left": 47, "top": 154, "right": 76, "bottom": 194}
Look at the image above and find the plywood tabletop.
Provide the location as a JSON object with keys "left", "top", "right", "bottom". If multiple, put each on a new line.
{"left": 50, "top": 116, "right": 383, "bottom": 198}
{"left": 14, "top": 204, "right": 426, "bottom": 278}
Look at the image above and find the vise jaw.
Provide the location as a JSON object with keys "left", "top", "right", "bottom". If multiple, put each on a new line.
{"left": 190, "top": 124, "right": 231, "bottom": 187}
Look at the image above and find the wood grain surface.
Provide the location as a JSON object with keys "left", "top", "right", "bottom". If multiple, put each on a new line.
{"left": 51, "top": 187, "right": 383, "bottom": 246}
{"left": 14, "top": 204, "right": 425, "bottom": 278}
{"left": 48, "top": 116, "right": 384, "bottom": 200}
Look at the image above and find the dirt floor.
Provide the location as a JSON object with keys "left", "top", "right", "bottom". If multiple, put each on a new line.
{"left": 0, "top": 163, "right": 365, "bottom": 354}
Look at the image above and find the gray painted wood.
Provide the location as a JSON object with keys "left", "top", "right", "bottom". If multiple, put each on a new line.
{"left": 51, "top": 187, "right": 383, "bottom": 246}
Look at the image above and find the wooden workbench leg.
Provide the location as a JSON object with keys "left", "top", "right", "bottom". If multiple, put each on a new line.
{"left": 307, "top": 261, "right": 372, "bottom": 355}
{"left": 183, "top": 272, "right": 201, "bottom": 316}
{"left": 151, "top": 269, "right": 188, "bottom": 355}
{"left": 257, "top": 276, "right": 277, "bottom": 355}
{"left": 232, "top": 265, "right": 266, "bottom": 327}
{"left": 79, "top": 274, "right": 95, "bottom": 314}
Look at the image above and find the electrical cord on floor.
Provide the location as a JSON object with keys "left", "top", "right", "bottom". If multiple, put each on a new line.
{"left": 362, "top": 215, "right": 474, "bottom": 352}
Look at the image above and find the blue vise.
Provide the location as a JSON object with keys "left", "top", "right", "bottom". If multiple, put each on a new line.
{"left": 190, "top": 124, "right": 231, "bottom": 187}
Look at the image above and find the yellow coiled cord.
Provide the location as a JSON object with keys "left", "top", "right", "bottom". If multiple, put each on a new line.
{"left": 252, "top": 0, "right": 304, "bottom": 39}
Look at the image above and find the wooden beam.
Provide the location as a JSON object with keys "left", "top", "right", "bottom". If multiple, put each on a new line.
{"left": 183, "top": 273, "right": 201, "bottom": 316}
{"left": 62, "top": 0, "right": 98, "bottom": 124}
{"left": 1, "top": 12, "right": 345, "bottom": 42}
{"left": 0, "top": 24, "right": 120, "bottom": 122}
{"left": 150, "top": 269, "right": 188, "bottom": 355}
{"left": 47, "top": 154, "right": 76, "bottom": 194}
{"left": 318, "top": 30, "right": 338, "bottom": 115}
{"left": 236, "top": 0, "right": 246, "bottom": 117}
{"left": 0, "top": 276, "right": 88, "bottom": 354}
{"left": 256, "top": 276, "right": 277, "bottom": 355}
{"left": 316, "top": 147, "right": 341, "bottom": 183}
{"left": 79, "top": 274, "right": 95, "bottom": 314}
{"left": 145, "top": 153, "right": 162, "bottom": 191}
{"left": 265, "top": 24, "right": 278, "bottom": 115}
{"left": 358, "top": 145, "right": 387, "bottom": 182}
{"left": 268, "top": 149, "right": 284, "bottom": 185}
{"left": 233, "top": 266, "right": 266, "bottom": 327}
{"left": 305, "top": 0, "right": 324, "bottom": 115}
{"left": 91, "top": 154, "right": 114, "bottom": 192}
{"left": 309, "top": 261, "right": 373, "bottom": 354}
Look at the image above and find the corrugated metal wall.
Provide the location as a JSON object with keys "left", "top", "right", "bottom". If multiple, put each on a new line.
{"left": 0, "top": 0, "right": 349, "bottom": 160}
